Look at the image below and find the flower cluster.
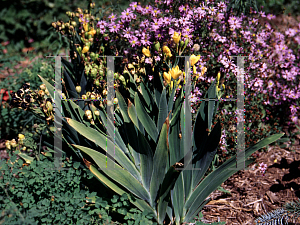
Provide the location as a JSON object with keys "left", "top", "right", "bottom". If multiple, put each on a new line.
{"left": 50, "top": 0, "right": 300, "bottom": 162}
{"left": 258, "top": 162, "right": 268, "bottom": 176}
{"left": 10, "top": 83, "right": 55, "bottom": 125}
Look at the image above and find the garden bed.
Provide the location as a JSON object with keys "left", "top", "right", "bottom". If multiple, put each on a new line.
{"left": 200, "top": 124, "right": 300, "bottom": 224}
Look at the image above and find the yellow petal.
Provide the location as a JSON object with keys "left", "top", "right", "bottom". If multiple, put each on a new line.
{"left": 217, "top": 71, "right": 221, "bottom": 81}
{"left": 83, "top": 23, "right": 88, "bottom": 32}
{"left": 88, "top": 28, "right": 96, "bottom": 36}
{"left": 170, "top": 65, "right": 182, "bottom": 80}
{"left": 82, "top": 46, "right": 89, "bottom": 54}
{"left": 163, "top": 72, "right": 171, "bottom": 84}
{"left": 142, "top": 47, "right": 151, "bottom": 57}
{"left": 172, "top": 32, "right": 181, "bottom": 44}
{"left": 190, "top": 54, "right": 201, "bottom": 67}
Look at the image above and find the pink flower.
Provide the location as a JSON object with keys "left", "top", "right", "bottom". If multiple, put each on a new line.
{"left": 123, "top": 27, "right": 132, "bottom": 38}
{"left": 151, "top": 18, "right": 162, "bottom": 32}
{"left": 228, "top": 16, "right": 242, "bottom": 30}
{"left": 108, "top": 22, "right": 120, "bottom": 33}
{"left": 285, "top": 28, "right": 297, "bottom": 37}
{"left": 129, "top": 36, "right": 140, "bottom": 47}
{"left": 121, "top": 8, "right": 133, "bottom": 22}
{"left": 129, "top": 2, "right": 138, "bottom": 11}
{"left": 148, "top": 75, "right": 153, "bottom": 81}
{"left": 258, "top": 162, "right": 267, "bottom": 175}
{"left": 108, "top": 13, "right": 117, "bottom": 22}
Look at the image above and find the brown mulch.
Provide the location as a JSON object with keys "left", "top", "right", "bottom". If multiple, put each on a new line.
{"left": 200, "top": 122, "right": 300, "bottom": 225}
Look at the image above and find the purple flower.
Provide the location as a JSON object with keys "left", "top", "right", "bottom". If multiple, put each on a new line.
{"left": 108, "top": 22, "right": 121, "bottom": 33}
{"left": 140, "top": 19, "right": 149, "bottom": 29}
{"left": 145, "top": 58, "right": 153, "bottom": 64}
{"left": 108, "top": 13, "right": 117, "bottom": 22}
{"left": 97, "top": 20, "right": 107, "bottom": 28}
{"left": 228, "top": 16, "right": 242, "bottom": 30}
{"left": 129, "top": 2, "right": 138, "bottom": 11}
{"left": 123, "top": 27, "right": 132, "bottom": 39}
{"left": 129, "top": 36, "right": 140, "bottom": 47}
{"left": 285, "top": 28, "right": 297, "bottom": 37}
{"left": 121, "top": 8, "right": 133, "bottom": 22}
{"left": 151, "top": 18, "right": 162, "bottom": 32}
{"left": 267, "top": 14, "right": 276, "bottom": 20}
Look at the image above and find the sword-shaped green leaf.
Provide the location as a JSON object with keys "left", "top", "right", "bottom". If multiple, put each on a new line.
{"left": 183, "top": 132, "right": 285, "bottom": 223}
{"left": 134, "top": 92, "right": 159, "bottom": 142}
{"left": 78, "top": 155, "right": 156, "bottom": 220}
{"left": 72, "top": 144, "right": 150, "bottom": 202}
{"left": 157, "top": 87, "right": 168, "bottom": 133}
{"left": 66, "top": 118, "right": 141, "bottom": 183}
{"left": 150, "top": 113, "right": 170, "bottom": 207}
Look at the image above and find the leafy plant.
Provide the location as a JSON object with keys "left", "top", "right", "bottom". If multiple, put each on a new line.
{"left": 0, "top": 148, "right": 159, "bottom": 224}
{"left": 49, "top": 66, "right": 283, "bottom": 225}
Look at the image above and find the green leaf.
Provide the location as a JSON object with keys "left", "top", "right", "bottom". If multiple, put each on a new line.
{"left": 128, "top": 99, "right": 144, "bottom": 133}
{"left": 150, "top": 115, "right": 169, "bottom": 208}
{"left": 66, "top": 118, "right": 141, "bottom": 183}
{"left": 80, "top": 158, "right": 157, "bottom": 219}
{"left": 157, "top": 87, "right": 168, "bottom": 133}
{"left": 135, "top": 92, "right": 159, "bottom": 142}
{"left": 183, "top": 132, "right": 285, "bottom": 223}
{"left": 72, "top": 144, "right": 150, "bottom": 202}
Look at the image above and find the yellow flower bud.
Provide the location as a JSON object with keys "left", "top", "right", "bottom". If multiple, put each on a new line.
{"left": 222, "top": 84, "right": 225, "bottom": 89}
{"left": 76, "top": 86, "right": 81, "bottom": 94}
{"left": 5, "top": 140, "right": 11, "bottom": 150}
{"left": 142, "top": 46, "right": 151, "bottom": 57}
{"left": 18, "top": 134, "right": 25, "bottom": 141}
{"left": 162, "top": 46, "right": 172, "bottom": 57}
{"left": 190, "top": 54, "right": 201, "bottom": 67}
{"left": 85, "top": 110, "right": 92, "bottom": 119}
{"left": 82, "top": 46, "right": 89, "bottom": 54}
{"left": 11, "top": 139, "right": 17, "bottom": 148}
{"left": 83, "top": 23, "right": 89, "bottom": 32}
{"left": 114, "top": 98, "right": 118, "bottom": 104}
{"left": 217, "top": 72, "right": 221, "bottom": 82}
{"left": 40, "top": 84, "right": 46, "bottom": 91}
{"left": 172, "top": 31, "right": 181, "bottom": 44}
{"left": 163, "top": 72, "right": 171, "bottom": 84}
{"left": 169, "top": 65, "right": 182, "bottom": 80}
{"left": 201, "top": 67, "right": 207, "bottom": 76}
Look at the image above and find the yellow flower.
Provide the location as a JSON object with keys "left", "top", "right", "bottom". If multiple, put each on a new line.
{"left": 190, "top": 54, "right": 201, "bottom": 67}
{"left": 142, "top": 46, "right": 151, "bottom": 57}
{"left": 163, "top": 71, "right": 171, "bottom": 84}
{"left": 169, "top": 65, "right": 182, "bottom": 80}
{"left": 172, "top": 31, "right": 181, "bottom": 44}
{"left": 201, "top": 67, "right": 207, "bottom": 76}
{"left": 88, "top": 27, "right": 96, "bottom": 36}
{"left": 82, "top": 46, "right": 89, "bottom": 54}
{"left": 217, "top": 71, "right": 221, "bottom": 82}
{"left": 18, "top": 134, "right": 25, "bottom": 140}
{"left": 162, "top": 46, "right": 172, "bottom": 57}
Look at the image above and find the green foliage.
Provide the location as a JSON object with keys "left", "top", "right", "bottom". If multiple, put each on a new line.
{"left": 256, "top": 0, "right": 300, "bottom": 15}
{"left": 0, "top": 151, "right": 107, "bottom": 224}
{"left": 0, "top": 150, "right": 157, "bottom": 224}
{"left": 226, "top": 0, "right": 259, "bottom": 17}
